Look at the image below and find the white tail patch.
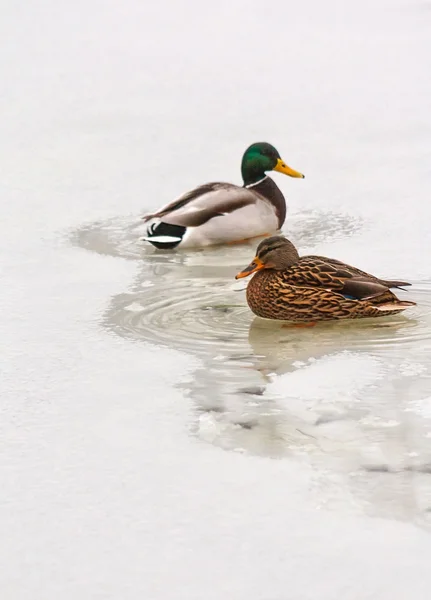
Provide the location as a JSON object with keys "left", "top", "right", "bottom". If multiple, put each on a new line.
{"left": 141, "top": 235, "right": 182, "bottom": 243}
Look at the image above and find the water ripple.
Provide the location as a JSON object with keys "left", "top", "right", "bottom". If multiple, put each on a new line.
{"left": 106, "top": 280, "right": 251, "bottom": 356}
{"left": 106, "top": 279, "right": 431, "bottom": 363}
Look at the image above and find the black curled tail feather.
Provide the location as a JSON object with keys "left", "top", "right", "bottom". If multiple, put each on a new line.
{"left": 144, "top": 221, "right": 186, "bottom": 249}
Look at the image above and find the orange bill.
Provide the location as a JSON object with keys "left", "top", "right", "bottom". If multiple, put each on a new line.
{"left": 235, "top": 256, "right": 265, "bottom": 279}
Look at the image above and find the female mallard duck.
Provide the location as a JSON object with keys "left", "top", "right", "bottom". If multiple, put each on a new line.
{"left": 142, "top": 142, "right": 304, "bottom": 249}
{"left": 235, "top": 236, "right": 415, "bottom": 322}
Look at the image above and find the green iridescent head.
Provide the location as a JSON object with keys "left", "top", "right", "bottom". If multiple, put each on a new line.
{"left": 241, "top": 142, "right": 304, "bottom": 186}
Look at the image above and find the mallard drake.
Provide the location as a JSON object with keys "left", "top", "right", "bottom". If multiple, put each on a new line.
{"left": 235, "top": 236, "right": 415, "bottom": 322}
{"left": 142, "top": 142, "right": 304, "bottom": 249}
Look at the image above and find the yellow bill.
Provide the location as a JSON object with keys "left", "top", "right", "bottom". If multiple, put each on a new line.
{"left": 273, "top": 158, "right": 304, "bottom": 178}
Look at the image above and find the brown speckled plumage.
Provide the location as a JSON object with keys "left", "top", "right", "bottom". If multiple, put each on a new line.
{"left": 237, "top": 236, "right": 416, "bottom": 322}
